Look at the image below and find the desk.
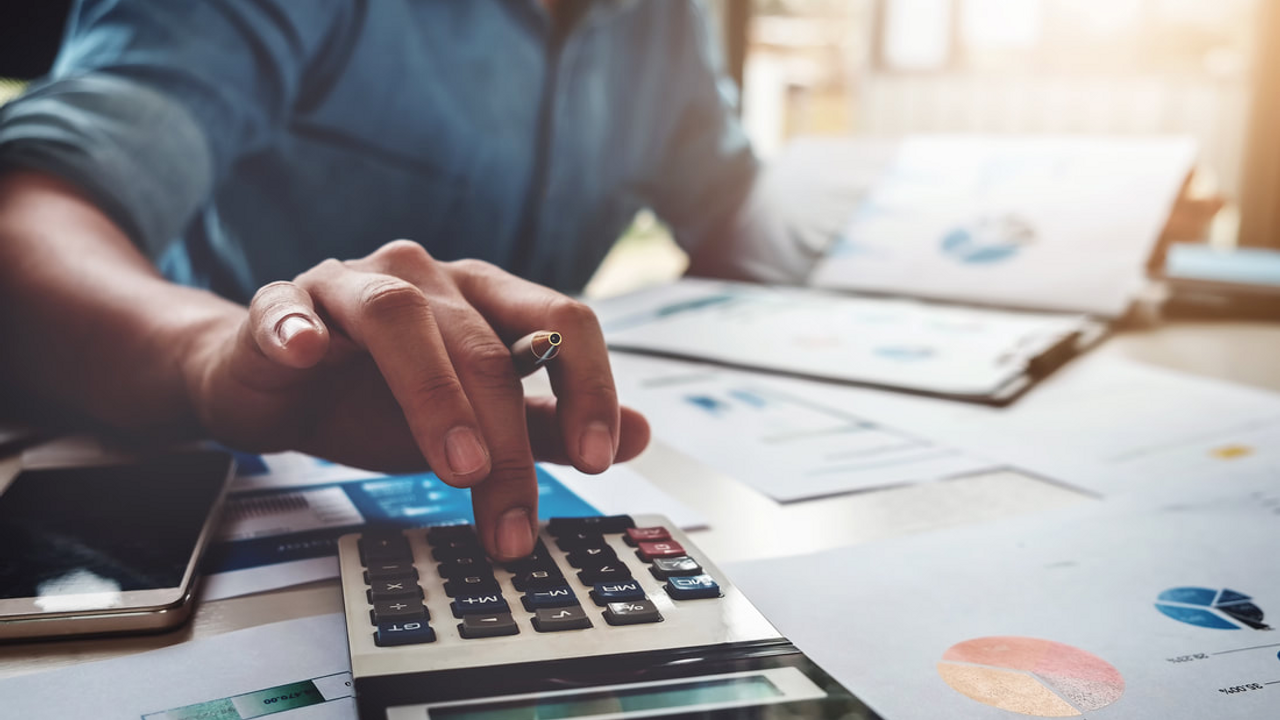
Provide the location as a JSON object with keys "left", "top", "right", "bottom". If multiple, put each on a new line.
{"left": 1, "top": 317, "right": 1277, "bottom": 682}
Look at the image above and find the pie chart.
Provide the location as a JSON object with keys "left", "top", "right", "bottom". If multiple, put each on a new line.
{"left": 937, "top": 637, "right": 1124, "bottom": 717}
{"left": 1154, "top": 587, "right": 1271, "bottom": 630}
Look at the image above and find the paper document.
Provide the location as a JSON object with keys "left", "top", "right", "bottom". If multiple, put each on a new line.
{"left": 774, "top": 355, "right": 1280, "bottom": 497}
{"left": 0, "top": 613, "right": 354, "bottom": 720}
{"left": 811, "top": 135, "right": 1196, "bottom": 316}
{"left": 611, "top": 353, "right": 1004, "bottom": 501}
{"left": 203, "top": 453, "right": 703, "bottom": 600}
{"left": 725, "top": 473, "right": 1280, "bottom": 719}
{"left": 597, "top": 278, "right": 1094, "bottom": 400}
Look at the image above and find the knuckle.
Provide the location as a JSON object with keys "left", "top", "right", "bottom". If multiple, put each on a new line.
{"left": 460, "top": 338, "right": 519, "bottom": 385}
{"left": 548, "top": 297, "right": 600, "bottom": 330}
{"left": 578, "top": 379, "right": 619, "bottom": 407}
{"left": 375, "top": 239, "right": 433, "bottom": 268}
{"left": 487, "top": 455, "right": 535, "bottom": 480}
{"left": 251, "top": 280, "right": 298, "bottom": 305}
{"left": 358, "top": 277, "right": 429, "bottom": 317}
{"left": 448, "top": 258, "right": 500, "bottom": 280}
{"left": 409, "top": 370, "right": 464, "bottom": 404}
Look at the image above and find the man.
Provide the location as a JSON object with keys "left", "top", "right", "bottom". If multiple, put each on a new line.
{"left": 0, "top": 0, "right": 810, "bottom": 560}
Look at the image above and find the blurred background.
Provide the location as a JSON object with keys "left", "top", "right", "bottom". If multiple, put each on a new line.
{"left": 4, "top": 0, "right": 1278, "bottom": 297}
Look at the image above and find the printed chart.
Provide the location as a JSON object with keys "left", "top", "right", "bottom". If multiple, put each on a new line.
{"left": 937, "top": 637, "right": 1124, "bottom": 717}
{"left": 1155, "top": 587, "right": 1272, "bottom": 631}
{"left": 610, "top": 355, "right": 1002, "bottom": 501}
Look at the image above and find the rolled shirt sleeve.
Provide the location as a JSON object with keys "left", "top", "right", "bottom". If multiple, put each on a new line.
{"left": 0, "top": 0, "right": 350, "bottom": 258}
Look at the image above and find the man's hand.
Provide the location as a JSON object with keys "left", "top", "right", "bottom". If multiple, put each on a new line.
{"left": 184, "top": 240, "right": 649, "bottom": 560}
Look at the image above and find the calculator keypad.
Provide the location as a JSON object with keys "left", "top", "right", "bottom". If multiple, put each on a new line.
{"left": 349, "top": 515, "right": 726, "bottom": 651}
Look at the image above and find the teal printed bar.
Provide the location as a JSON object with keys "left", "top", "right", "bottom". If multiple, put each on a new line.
{"left": 232, "top": 680, "right": 326, "bottom": 718}
{"left": 144, "top": 679, "right": 334, "bottom": 720}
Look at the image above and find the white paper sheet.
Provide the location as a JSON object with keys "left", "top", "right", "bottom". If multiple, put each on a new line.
{"left": 610, "top": 353, "right": 1005, "bottom": 501}
{"left": 724, "top": 473, "right": 1280, "bottom": 720}
{"left": 811, "top": 135, "right": 1196, "bottom": 317}
{"left": 768, "top": 354, "right": 1280, "bottom": 497}
{"left": 597, "top": 278, "right": 1091, "bottom": 399}
{"left": 0, "top": 614, "right": 355, "bottom": 720}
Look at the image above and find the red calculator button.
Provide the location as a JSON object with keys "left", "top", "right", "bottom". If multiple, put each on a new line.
{"left": 625, "top": 527, "right": 672, "bottom": 546}
{"left": 636, "top": 540, "right": 685, "bottom": 562}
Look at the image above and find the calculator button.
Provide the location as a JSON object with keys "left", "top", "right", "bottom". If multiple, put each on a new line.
{"left": 533, "top": 605, "right": 592, "bottom": 633}
{"left": 590, "top": 581, "right": 646, "bottom": 606}
{"left": 451, "top": 593, "right": 511, "bottom": 617}
{"left": 374, "top": 620, "right": 436, "bottom": 646}
{"left": 426, "top": 525, "right": 477, "bottom": 544}
{"left": 512, "top": 568, "right": 567, "bottom": 592}
{"left": 360, "top": 535, "right": 412, "bottom": 565}
{"left": 367, "top": 579, "right": 423, "bottom": 602}
{"left": 554, "top": 531, "right": 606, "bottom": 552}
{"left": 431, "top": 540, "right": 484, "bottom": 563}
{"left": 636, "top": 541, "right": 686, "bottom": 562}
{"left": 603, "top": 599, "right": 663, "bottom": 625}
{"left": 665, "top": 574, "right": 721, "bottom": 600}
{"left": 370, "top": 600, "right": 428, "bottom": 625}
{"left": 649, "top": 556, "right": 704, "bottom": 580}
{"left": 437, "top": 556, "right": 493, "bottom": 579}
{"left": 458, "top": 612, "right": 520, "bottom": 638}
{"left": 625, "top": 527, "right": 672, "bottom": 546}
{"left": 522, "top": 586, "right": 579, "bottom": 611}
{"left": 577, "top": 563, "right": 632, "bottom": 585}
{"left": 443, "top": 575, "right": 501, "bottom": 597}
{"left": 502, "top": 541, "right": 556, "bottom": 574}
{"left": 364, "top": 562, "right": 419, "bottom": 583}
{"left": 566, "top": 546, "right": 618, "bottom": 569}
{"left": 548, "top": 515, "right": 635, "bottom": 536}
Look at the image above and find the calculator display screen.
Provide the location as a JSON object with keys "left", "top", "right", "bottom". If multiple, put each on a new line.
{"left": 419, "top": 667, "right": 827, "bottom": 720}
{"left": 0, "top": 453, "right": 231, "bottom": 603}
{"left": 432, "top": 675, "right": 780, "bottom": 720}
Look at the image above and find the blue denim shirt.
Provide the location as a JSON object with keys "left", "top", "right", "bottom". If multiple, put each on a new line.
{"left": 0, "top": 0, "right": 757, "bottom": 301}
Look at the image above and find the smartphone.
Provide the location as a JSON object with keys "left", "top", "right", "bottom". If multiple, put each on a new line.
{"left": 0, "top": 449, "right": 235, "bottom": 641}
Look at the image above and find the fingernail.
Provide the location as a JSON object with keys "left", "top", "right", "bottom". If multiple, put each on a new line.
{"left": 276, "top": 315, "right": 315, "bottom": 346}
{"left": 579, "top": 421, "right": 615, "bottom": 471}
{"left": 497, "top": 507, "right": 534, "bottom": 559}
{"left": 445, "top": 427, "right": 488, "bottom": 477}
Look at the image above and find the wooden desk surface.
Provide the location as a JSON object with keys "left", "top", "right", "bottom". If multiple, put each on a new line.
{"left": 1, "top": 317, "right": 1276, "bottom": 680}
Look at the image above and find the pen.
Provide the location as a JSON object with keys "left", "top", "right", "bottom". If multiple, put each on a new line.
{"left": 510, "top": 330, "right": 562, "bottom": 377}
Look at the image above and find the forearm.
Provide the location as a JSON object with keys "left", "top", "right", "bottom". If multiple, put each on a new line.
{"left": 0, "top": 171, "right": 243, "bottom": 437}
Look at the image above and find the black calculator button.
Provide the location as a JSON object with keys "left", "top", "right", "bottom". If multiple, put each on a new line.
{"left": 590, "top": 580, "right": 646, "bottom": 606}
{"left": 364, "top": 562, "right": 419, "bottom": 583}
{"left": 426, "top": 525, "right": 477, "bottom": 544}
{"left": 566, "top": 546, "right": 618, "bottom": 569}
{"left": 431, "top": 540, "right": 484, "bottom": 563}
{"left": 665, "top": 574, "right": 721, "bottom": 600}
{"left": 444, "top": 575, "right": 501, "bottom": 597}
{"left": 502, "top": 541, "right": 556, "bottom": 574}
{"left": 522, "top": 586, "right": 579, "bottom": 611}
{"left": 451, "top": 593, "right": 511, "bottom": 617}
{"left": 577, "top": 563, "right": 632, "bottom": 585}
{"left": 437, "top": 556, "right": 493, "bottom": 579}
{"left": 649, "top": 556, "right": 703, "bottom": 580}
{"left": 367, "top": 579, "right": 423, "bottom": 602}
{"left": 370, "top": 600, "right": 428, "bottom": 625}
{"left": 458, "top": 612, "right": 520, "bottom": 638}
{"left": 554, "top": 531, "right": 606, "bottom": 552}
{"left": 360, "top": 535, "right": 412, "bottom": 565}
{"left": 533, "top": 605, "right": 592, "bottom": 633}
{"left": 548, "top": 516, "right": 635, "bottom": 536}
{"left": 603, "top": 599, "right": 662, "bottom": 625}
{"left": 512, "top": 568, "right": 567, "bottom": 592}
{"left": 374, "top": 620, "right": 436, "bottom": 646}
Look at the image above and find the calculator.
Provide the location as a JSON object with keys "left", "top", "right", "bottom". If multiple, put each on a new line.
{"left": 337, "top": 514, "right": 881, "bottom": 719}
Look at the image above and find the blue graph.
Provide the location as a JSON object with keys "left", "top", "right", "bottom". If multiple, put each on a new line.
{"left": 940, "top": 214, "right": 1037, "bottom": 264}
{"left": 1155, "top": 587, "right": 1271, "bottom": 630}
